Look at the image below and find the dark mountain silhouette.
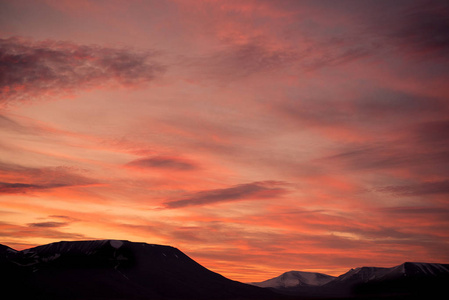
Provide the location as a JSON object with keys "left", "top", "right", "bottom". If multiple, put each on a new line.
{"left": 0, "top": 240, "right": 278, "bottom": 300}
{"left": 2, "top": 240, "right": 449, "bottom": 300}
{"left": 251, "top": 262, "right": 449, "bottom": 299}
{"left": 346, "top": 262, "right": 449, "bottom": 299}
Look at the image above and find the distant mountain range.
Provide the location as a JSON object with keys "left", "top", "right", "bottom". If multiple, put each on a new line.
{"left": 250, "top": 262, "right": 449, "bottom": 299}
{"left": 1, "top": 240, "right": 448, "bottom": 300}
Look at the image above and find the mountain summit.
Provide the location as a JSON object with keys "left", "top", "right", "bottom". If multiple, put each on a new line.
{"left": 0, "top": 240, "right": 276, "bottom": 300}
{"left": 252, "top": 262, "right": 449, "bottom": 299}
{"left": 251, "top": 270, "right": 335, "bottom": 288}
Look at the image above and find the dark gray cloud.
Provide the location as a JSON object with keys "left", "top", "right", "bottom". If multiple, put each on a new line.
{"left": 164, "top": 181, "right": 289, "bottom": 208}
{"left": 126, "top": 156, "right": 197, "bottom": 171}
{"left": 382, "top": 206, "right": 449, "bottom": 216}
{"left": 0, "top": 162, "right": 97, "bottom": 194}
{"left": 278, "top": 0, "right": 449, "bottom": 64}
{"left": 0, "top": 221, "right": 87, "bottom": 240}
{"left": 388, "top": 2, "right": 449, "bottom": 59}
{"left": 27, "top": 221, "right": 68, "bottom": 228}
{"left": 0, "top": 182, "right": 61, "bottom": 194}
{"left": 308, "top": 0, "right": 449, "bottom": 61}
{"left": 0, "top": 37, "right": 165, "bottom": 103}
{"left": 380, "top": 180, "right": 449, "bottom": 196}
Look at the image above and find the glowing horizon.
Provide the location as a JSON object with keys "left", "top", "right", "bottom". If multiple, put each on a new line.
{"left": 1, "top": 0, "right": 449, "bottom": 282}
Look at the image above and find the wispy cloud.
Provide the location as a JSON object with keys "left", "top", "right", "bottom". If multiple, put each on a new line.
{"left": 0, "top": 114, "right": 29, "bottom": 133}
{"left": 387, "top": 2, "right": 449, "bottom": 60}
{"left": 164, "top": 181, "right": 289, "bottom": 208}
{"left": 0, "top": 182, "right": 61, "bottom": 194}
{"left": 0, "top": 162, "right": 97, "bottom": 194}
{"left": 0, "top": 37, "right": 165, "bottom": 104}
{"left": 126, "top": 156, "right": 198, "bottom": 171}
{"left": 203, "top": 39, "right": 299, "bottom": 79}
{"left": 380, "top": 180, "right": 449, "bottom": 196}
{"left": 0, "top": 221, "right": 87, "bottom": 240}
{"left": 382, "top": 206, "right": 449, "bottom": 217}
{"left": 27, "top": 221, "right": 69, "bottom": 228}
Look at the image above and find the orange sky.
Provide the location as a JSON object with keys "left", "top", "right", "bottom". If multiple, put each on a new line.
{"left": 1, "top": 0, "right": 449, "bottom": 282}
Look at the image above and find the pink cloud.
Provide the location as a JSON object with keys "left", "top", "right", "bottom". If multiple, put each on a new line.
{"left": 126, "top": 156, "right": 198, "bottom": 171}
{"left": 0, "top": 37, "right": 165, "bottom": 104}
{"left": 164, "top": 181, "right": 289, "bottom": 208}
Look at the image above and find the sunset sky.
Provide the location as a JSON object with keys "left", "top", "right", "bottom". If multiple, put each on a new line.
{"left": 1, "top": 0, "right": 449, "bottom": 282}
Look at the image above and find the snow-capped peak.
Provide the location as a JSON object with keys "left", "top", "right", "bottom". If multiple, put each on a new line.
{"left": 251, "top": 270, "right": 335, "bottom": 288}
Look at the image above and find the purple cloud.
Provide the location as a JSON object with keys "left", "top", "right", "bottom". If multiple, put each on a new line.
{"left": 0, "top": 37, "right": 165, "bottom": 103}
{"left": 0, "top": 162, "right": 97, "bottom": 194}
{"left": 27, "top": 222, "right": 68, "bottom": 228}
{"left": 388, "top": 2, "right": 449, "bottom": 59}
{"left": 164, "top": 181, "right": 289, "bottom": 208}
{"left": 0, "top": 221, "right": 87, "bottom": 240}
{"left": 126, "top": 156, "right": 198, "bottom": 171}
{"left": 380, "top": 180, "right": 449, "bottom": 196}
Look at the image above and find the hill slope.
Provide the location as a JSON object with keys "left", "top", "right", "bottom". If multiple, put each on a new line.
{"left": 0, "top": 240, "right": 277, "bottom": 300}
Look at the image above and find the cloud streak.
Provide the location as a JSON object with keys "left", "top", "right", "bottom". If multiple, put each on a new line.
{"left": 387, "top": 2, "right": 449, "bottom": 60}
{"left": 380, "top": 180, "right": 449, "bottom": 196}
{"left": 126, "top": 156, "right": 198, "bottom": 171}
{"left": 0, "top": 221, "right": 87, "bottom": 240}
{"left": 164, "top": 181, "right": 289, "bottom": 208}
{"left": 0, "top": 162, "right": 98, "bottom": 194}
{"left": 0, "top": 37, "right": 165, "bottom": 104}
{"left": 0, "top": 182, "right": 63, "bottom": 194}
{"left": 27, "top": 221, "right": 69, "bottom": 228}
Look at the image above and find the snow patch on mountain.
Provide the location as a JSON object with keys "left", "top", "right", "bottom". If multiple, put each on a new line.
{"left": 409, "top": 262, "right": 449, "bottom": 276}
{"left": 327, "top": 262, "right": 449, "bottom": 287}
{"left": 41, "top": 253, "right": 61, "bottom": 263}
{"left": 251, "top": 271, "right": 335, "bottom": 288}
{"left": 334, "top": 266, "right": 390, "bottom": 283}
{"left": 109, "top": 240, "right": 124, "bottom": 249}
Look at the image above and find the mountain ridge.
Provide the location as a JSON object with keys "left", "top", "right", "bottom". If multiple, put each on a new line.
{"left": 250, "top": 261, "right": 449, "bottom": 299}
{"left": 1, "top": 240, "right": 449, "bottom": 299}
{"left": 0, "top": 239, "right": 277, "bottom": 300}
